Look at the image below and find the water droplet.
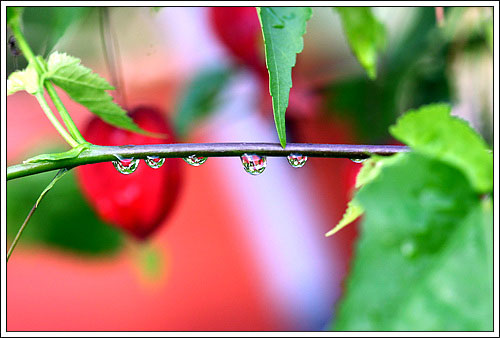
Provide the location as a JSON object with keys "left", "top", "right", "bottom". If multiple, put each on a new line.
{"left": 113, "top": 157, "right": 139, "bottom": 174}
{"left": 145, "top": 156, "right": 165, "bottom": 169}
{"left": 183, "top": 155, "right": 207, "bottom": 166}
{"left": 240, "top": 153, "right": 267, "bottom": 176}
{"left": 351, "top": 158, "right": 367, "bottom": 163}
{"left": 287, "top": 154, "right": 308, "bottom": 168}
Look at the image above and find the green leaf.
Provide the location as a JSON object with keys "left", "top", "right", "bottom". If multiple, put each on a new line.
{"left": 257, "top": 7, "right": 312, "bottom": 148}
{"left": 325, "top": 199, "right": 363, "bottom": 237}
{"left": 7, "top": 168, "right": 124, "bottom": 255}
{"left": 174, "top": 67, "right": 232, "bottom": 137}
{"left": 354, "top": 154, "right": 403, "bottom": 189}
{"left": 326, "top": 154, "right": 406, "bottom": 236}
{"left": 390, "top": 103, "right": 493, "bottom": 193}
{"left": 335, "top": 7, "right": 386, "bottom": 79}
{"left": 7, "top": 62, "right": 40, "bottom": 95}
{"left": 333, "top": 153, "right": 492, "bottom": 331}
{"left": 23, "top": 142, "right": 91, "bottom": 164}
{"left": 45, "top": 52, "right": 155, "bottom": 136}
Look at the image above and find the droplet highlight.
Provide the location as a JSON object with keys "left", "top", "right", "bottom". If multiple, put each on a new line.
{"left": 183, "top": 155, "right": 207, "bottom": 166}
{"left": 287, "top": 154, "right": 308, "bottom": 168}
{"left": 351, "top": 158, "right": 367, "bottom": 163}
{"left": 240, "top": 153, "right": 267, "bottom": 176}
{"left": 145, "top": 156, "right": 165, "bottom": 169}
{"left": 113, "top": 157, "right": 139, "bottom": 174}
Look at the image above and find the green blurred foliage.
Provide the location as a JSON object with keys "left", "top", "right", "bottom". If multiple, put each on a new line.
{"left": 335, "top": 7, "right": 386, "bottom": 79}
{"left": 7, "top": 7, "right": 92, "bottom": 75}
{"left": 7, "top": 168, "right": 124, "bottom": 256}
{"left": 174, "top": 66, "right": 233, "bottom": 138}
{"left": 331, "top": 104, "right": 493, "bottom": 331}
{"left": 325, "top": 8, "right": 449, "bottom": 143}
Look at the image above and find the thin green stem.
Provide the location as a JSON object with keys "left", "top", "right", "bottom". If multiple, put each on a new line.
{"left": 7, "top": 169, "right": 69, "bottom": 262}
{"left": 44, "top": 84, "right": 86, "bottom": 143}
{"left": 35, "top": 91, "right": 79, "bottom": 147}
{"left": 10, "top": 19, "right": 86, "bottom": 145}
{"left": 9, "top": 23, "right": 37, "bottom": 71}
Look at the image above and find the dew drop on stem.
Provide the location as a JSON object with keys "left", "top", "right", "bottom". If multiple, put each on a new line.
{"left": 183, "top": 155, "right": 207, "bottom": 166}
{"left": 113, "top": 157, "right": 139, "bottom": 174}
{"left": 287, "top": 154, "right": 308, "bottom": 168}
{"left": 240, "top": 153, "right": 267, "bottom": 176}
{"left": 351, "top": 158, "right": 367, "bottom": 164}
{"left": 145, "top": 156, "right": 165, "bottom": 169}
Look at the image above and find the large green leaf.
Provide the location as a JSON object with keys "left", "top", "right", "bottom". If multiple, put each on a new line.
{"left": 257, "top": 7, "right": 312, "bottom": 148}
{"left": 45, "top": 52, "right": 155, "bottom": 136}
{"left": 390, "top": 103, "right": 493, "bottom": 193}
{"left": 333, "top": 153, "right": 492, "bottom": 331}
{"left": 7, "top": 168, "right": 123, "bottom": 255}
{"left": 335, "top": 7, "right": 386, "bottom": 79}
{"left": 174, "top": 67, "right": 232, "bottom": 138}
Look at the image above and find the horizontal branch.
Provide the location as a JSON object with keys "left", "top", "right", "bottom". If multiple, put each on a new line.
{"left": 7, "top": 143, "right": 409, "bottom": 181}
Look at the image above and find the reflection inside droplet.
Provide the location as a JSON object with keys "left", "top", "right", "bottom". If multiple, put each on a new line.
{"left": 183, "top": 155, "right": 207, "bottom": 166}
{"left": 287, "top": 154, "right": 308, "bottom": 168}
{"left": 145, "top": 156, "right": 165, "bottom": 169}
{"left": 113, "top": 157, "right": 139, "bottom": 174}
{"left": 240, "top": 153, "right": 267, "bottom": 176}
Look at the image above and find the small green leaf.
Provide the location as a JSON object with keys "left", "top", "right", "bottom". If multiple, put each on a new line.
{"left": 326, "top": 154, "right": 406, "bottom": 236}
{"left": 45, "top": 52, "right": 156, "bottom": 136}
{"left": 23, "top": 142, "right": 91, "bottom": 164}
{"left": 354, "top": 154, "right": 403, "bottom": 189}
{"left": 174, "top": 67, "right": 232, "bottom": 137}
{"left": 325, "top": 199, "right": 363, "bottom": 237}
{"left": 335, "top": 7, "right": 386, "bottom": 79}
{"left": 7, "top": 62, "right": 40, "bottom": 95}
{"left": 390, "top": 103, "right": 493, "bottom": 193}
{"left": 257, "top": 7, "right": 312, "bottom": 148}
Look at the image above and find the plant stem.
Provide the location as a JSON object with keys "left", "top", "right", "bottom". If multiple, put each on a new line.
{"left": 44, "top": 84, "right": 86, "bottom": 143}
{"left": 9, "top": 24, "right": 37, "bottom": 70}
{"left": 7, "top": 169, "right": 69, "bottom": 262}
{"left": 10, "top": 20, "right": 86, "bottom": 145}
{"left": 7, "top": 143, "right": 410, "bottom": 181}
{"left": 35, "top": 92, "right": 79, "bottom": 147}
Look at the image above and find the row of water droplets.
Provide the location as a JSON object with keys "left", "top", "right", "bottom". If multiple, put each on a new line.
{"left": 113, "top": 154, "right": 366, "bottom": 175}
